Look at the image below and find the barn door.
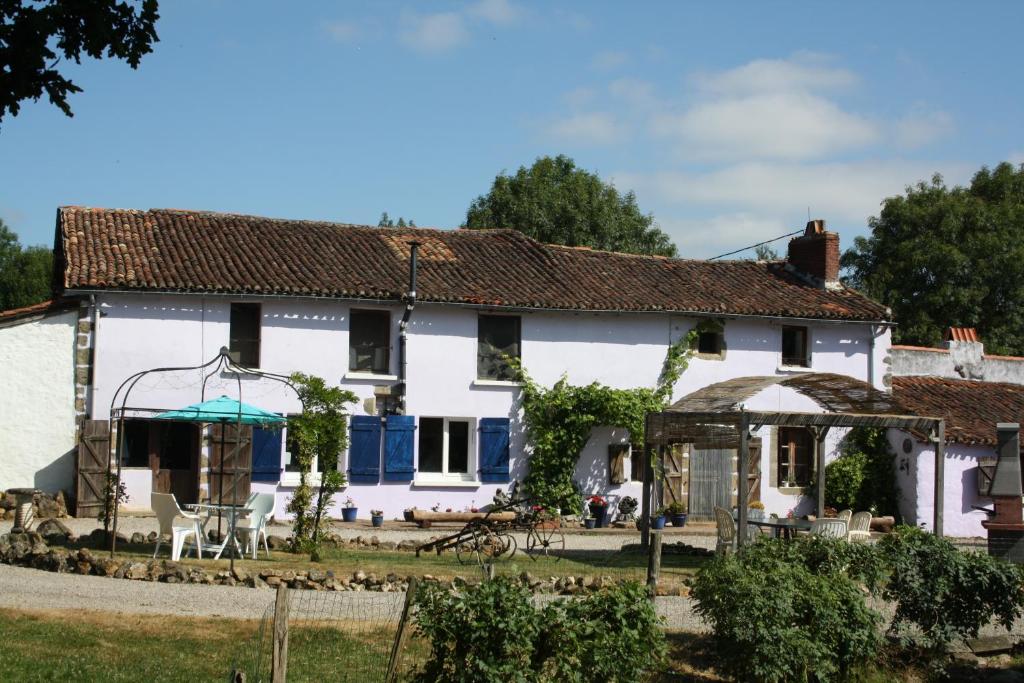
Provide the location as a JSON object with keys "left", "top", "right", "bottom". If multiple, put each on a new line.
{"left": 151, "top": 422, "right": 201, "bottom": 506}
{"left": 209, "top": 423, "right": 253, "bottom": 506}
{"left": 75, "top": 420, "right": 110, "bottom": 518}
{"left": 688, "top": 447, "right": 733, "bottom": 521}
{"left": 747, "top": 438, "right": 763, "bottom": 503}
{"left": 662, "top": 444, "right": 687, "bottom": 505}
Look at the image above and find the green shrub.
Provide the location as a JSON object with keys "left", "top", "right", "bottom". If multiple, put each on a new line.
{"left": 413, "top": 579, "right": 666, "bottom": 682}
{"left": 537, "top": 581, "right": 666, "bottom": 681}
{"left": 879, "top": 526, "right": 1024, "bottom": 652}
{"left": 692, "top": 538, "right": 882, "bottom": 683}
{"left": 822, "top": 428, "right": 899, "bottom": 516}
{"left": 413, "top": 577, "right": 538, "bottom": 683}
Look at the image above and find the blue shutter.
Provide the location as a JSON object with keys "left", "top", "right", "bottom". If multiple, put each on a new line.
{"left": 252, "top": 426, "right": 283, "bottom": 482}
{"left": 479, "top": 418, "right": 511, "bottom": 482}
{"left": 383, "top": 415, "right": 416, "bottom": 481}
{"left": 349, "top": 415, "right": 382, "bottom": 483}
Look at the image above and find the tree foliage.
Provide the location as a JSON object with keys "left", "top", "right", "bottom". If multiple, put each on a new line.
{"left": 514, "top": 331, "right": 695, "bottom": 513}
{"left": 465, "top": 155, "right": 677, "bottom": 257}
{"left": 286, "top": 372, "right": 357, "bottom": 560}
{"left": 378, "top": 212, "right": 416, "bottom": 228}
{"left": 842, "top": 162, "right": 1024, "bottom": 355}
{"left": 821, "top": 428, "right": 899, "bottom": 517}
{"left": 0, "top": 0, "right": 160, "bottom": 124}
{"left": 0, "top": 219, "right": 53, "bottom": 310}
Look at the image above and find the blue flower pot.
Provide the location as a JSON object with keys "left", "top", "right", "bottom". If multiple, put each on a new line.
{"left": 651, "top": 515, "right": 667, "bottom": 530}
{"left": 342, "top": 507, "right": 358, "bottom": 522}
{"left": 371, "top": 515, "right": 384, "bottom": 527}
{"left": 584, "top": 518, "right": 597, "bottom": 529}
{"left": 590, "top": 506, "right": 609, "bottom": 528}
{"left": 671, "top": 513, "right": 688, "bottom": 527}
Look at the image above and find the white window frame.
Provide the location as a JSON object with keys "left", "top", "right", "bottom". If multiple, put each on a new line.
{"left": 280, "top": 415, "right": 346, "bottom": 487}
{"left": 415, "top": 416, "right": 478, "bottom": 485}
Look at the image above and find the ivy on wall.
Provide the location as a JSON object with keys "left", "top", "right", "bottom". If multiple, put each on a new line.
{"left": 514, "top": 330, "right": 696, "bottom": 513}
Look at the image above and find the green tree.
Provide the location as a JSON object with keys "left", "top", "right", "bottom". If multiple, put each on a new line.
{"left": 465, "top": 155, "right": 677, "bottom": 257}
{"left": 0, "top": 219, "right": 53, "bottom": 309}
{"left": 754, "top": 243, "right": 779, "bottom": 260}
{"left": 378, "top": 212, "right": 416, "bottom": 228}
{"left": 0, "top": 0, "right": 160, "bottom": 124}
{"left": 842, "top": 162, "right": 1024, "bottom": 355}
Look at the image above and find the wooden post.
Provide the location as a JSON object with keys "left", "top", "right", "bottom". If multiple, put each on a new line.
{"left": 640, "top": 443, "right": 653, "bottom": 549}
{"left": 386, "top": 577, "right": 419, "bottom": 683}
{"left": 934, "top": 420, "right": 945, "bottom": 537}
{"left": 271, "top": 583, "right": 290, "bottom": 683}
{"left": 736, "top": 412, "right": 749, "bottom": 548}
{"left": 815, "top": 427, "right": 829, "bottom": 519}
{"left": 646, "top": 530, "right": 663, "bottom": 597}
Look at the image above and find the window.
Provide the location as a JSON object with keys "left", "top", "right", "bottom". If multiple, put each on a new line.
{"left": 418, "top": 417, "right": 474, "bottom": 480}
{"left": 284, "top": 415, "right": 330, "bottom": 476}
{"left": 698, "top": 331, "right": 721, "bottom": 355}
{"left": 781, "top": 325, "right": 809, "bottom": 367}
{"left": 478, "top": 315, "right": 521, "bottom": 380}
{"left": 349, "top": 310, "right": 391, "bottom": 374}
{"left": 777, "top": 427, "right": 813, "bottom": 487}
{"left": 691, "top": 320, "right": 725, "bottom": 359}
{"left": 229, "top": 303, "right": 261, "bottom": 367}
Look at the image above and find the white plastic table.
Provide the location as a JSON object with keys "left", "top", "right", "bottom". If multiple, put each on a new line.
{"left": 186, "top": 503, "right": 253, "bottom": 559}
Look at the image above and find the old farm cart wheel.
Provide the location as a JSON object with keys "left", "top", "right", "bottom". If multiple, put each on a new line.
{"left": 525, "top": 520, "right": 565, "bottom": 562}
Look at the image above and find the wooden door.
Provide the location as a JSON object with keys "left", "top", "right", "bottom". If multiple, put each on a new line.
{"left": 747, "top": 438, "right": 763, "bottom": 503}
{"left": 150, "top": 421, "right": 201, "bottom": 505}
{"left": 662, "top": 444, "right": 687, "bottom": 505}
{"left": 75, "top": 420, "right": 110, "bottom": 518}
{"left": 688, "top": 447, "right": 733, "bottom": 521}
{"left": 209, "top": 423, "right": 253, "bottom": 506}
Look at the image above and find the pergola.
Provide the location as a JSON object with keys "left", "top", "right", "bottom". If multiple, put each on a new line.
{"left": 642, "top": 373, "right": 946, "bottom": 547}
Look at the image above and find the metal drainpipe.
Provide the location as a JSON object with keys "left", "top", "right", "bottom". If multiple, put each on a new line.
{"left": 397, "top": 242, "right": 420, "bottom": 415}
{"left": 89, "top": 294, "right": 100, "bottom": 418}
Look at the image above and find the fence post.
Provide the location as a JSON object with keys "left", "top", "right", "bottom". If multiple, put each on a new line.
{"left": 646, "top": 530, "right": 663, "bottom": 598}
{"left": 271, "top": 583, "right": 290, "bottom": 683}
{"left": 387, "top": 577, "right": 419, "bottom": 683}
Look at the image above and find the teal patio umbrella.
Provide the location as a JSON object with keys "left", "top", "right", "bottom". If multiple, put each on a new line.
{"left": 156, "top": 396, "right": 286, "bottom": 540}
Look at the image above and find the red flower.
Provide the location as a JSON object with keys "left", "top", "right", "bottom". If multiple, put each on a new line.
{"left": 588, "top": 495, "right": 607, "bottom": 506}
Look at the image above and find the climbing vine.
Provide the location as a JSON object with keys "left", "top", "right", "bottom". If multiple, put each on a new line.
{"left": 515, "top": 330, "right": 696, "bottom": 513}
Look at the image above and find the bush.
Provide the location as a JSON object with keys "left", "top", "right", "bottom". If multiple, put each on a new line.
{"left": 413, "top": 578, "right": 666, "bottom": 682}
{"left": 823, "top": 428, "right": 899, "bottom": 516}
{"left": 692, "top": 538, "right": 882, "bottom": 683}
{"left": 879, "top": 526, "right": 1024, "bottom": 652}
{"left": 413, "top": 577, "right": 538, "bottom": 683}
{"left": 537, "top": 581, "right": 666, "bottom": 681}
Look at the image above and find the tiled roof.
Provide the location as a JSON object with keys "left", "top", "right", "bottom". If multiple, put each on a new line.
{"left": 0, "top": 298, "right": 76, "bottom": 324}
{"left": 946, "top": 327, "right": 980, "bottom": 342}
{"left": 893, "top": 376, "right": 1024, "bottom": 446}
{"left": 55, "top": 207, "right": 891, "bottom": 321}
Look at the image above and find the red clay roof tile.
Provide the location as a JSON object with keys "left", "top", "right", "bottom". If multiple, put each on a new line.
{"left": 893, "top": 376, "right": 1024, "bottom": 446}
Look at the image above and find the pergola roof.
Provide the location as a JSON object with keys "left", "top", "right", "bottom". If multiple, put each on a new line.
{"left": 646, "top": 373, "right": 943, "bottom": 444}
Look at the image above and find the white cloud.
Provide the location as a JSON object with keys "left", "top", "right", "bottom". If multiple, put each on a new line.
{"left": 468, "top": 0, "right": 521, "bottom": 25}
{"left": 656, "top": 213, "right": 790, "bottom": 257}
{"left": 1010, "top": 151, "right": 1024, "bottom": 166}
{"left": 398, "top": 11, "right": 468, "bottom": 54}
{"left": 608, "top": 78, "right": 657, "bottom": 108}
{"left": 591, "top": 50, "right": 629, "bottom": 70}
{"left": 547, "top": 112, "right": 625, "bottom": 146}
{"left": 323, "top": 20, "right": 360, "bottom": 43}
{"left": 562, "top": 86, "right": 597, "bottom": 109}
{"left": 652, "top": 91, "right": 879, "bottom": 161}
{"left": 694, "top": 54, "right": 859, "bottom": 95}
{"left": 894, "top": 108, "right": 954, "bottom": 149}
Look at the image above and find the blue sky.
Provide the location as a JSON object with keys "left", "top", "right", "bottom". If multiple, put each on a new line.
{"left": 2, "top": 1, "right": 1022, "bottom": 257}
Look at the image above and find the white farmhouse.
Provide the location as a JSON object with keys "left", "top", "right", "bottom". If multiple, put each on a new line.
{"left": 12, "top": 207, "right": 899, "bottom": 522}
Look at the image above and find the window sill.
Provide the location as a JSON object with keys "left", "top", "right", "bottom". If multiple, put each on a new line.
{"left": 694, "top": 352, "right": 726, "bottom": 361}
{"left": 412, "top": 478, "right": 481, "bottom": 488}
{"left": 472, "top": 379, "right": 524, "bottom": 387}
{"left": 776, "top": 486, "right": 809, "bottom": 495}
{"left": 777, "top": 364, "right": 812, "bottom": 373}
{"left": 344, "top": 372, "right": 398, "bottom": 381}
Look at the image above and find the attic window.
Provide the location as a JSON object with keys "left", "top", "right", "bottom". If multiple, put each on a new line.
{"left": 691, "top": 320, "right": 726, "bottom": 360}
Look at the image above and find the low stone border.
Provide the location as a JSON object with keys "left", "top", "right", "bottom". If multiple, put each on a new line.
{"left": 0, "top": 527, "right": 674, "bottom": 596}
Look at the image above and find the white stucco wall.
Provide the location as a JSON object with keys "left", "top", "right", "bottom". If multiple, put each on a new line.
{"left": 89, "top": 293, "right": 882, "bottom": 519}
{"left": 0, "top": 310, "right": 78, "bottom": 494}
{"left": 890, "top": 429, "right": 991, "bottom": 538}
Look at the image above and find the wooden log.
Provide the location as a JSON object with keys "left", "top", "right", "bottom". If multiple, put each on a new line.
{"left": 271, "top": 583, "right": 290, "bottom": 683}
{"left": 646, "top": 530, "right": 663, "bottom": 598}
{"left": 869, "top": 516, "right": 895, "bottom": 533}
{"left": 386, "top": 577, "right": 419, "bottom": 683}
{"left": 409, "top": 510, "right": 516, "bottom": 523}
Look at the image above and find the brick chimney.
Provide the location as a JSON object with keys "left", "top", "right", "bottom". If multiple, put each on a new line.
{"left": 787, "top": 219, "right": 840, "bottom": 289}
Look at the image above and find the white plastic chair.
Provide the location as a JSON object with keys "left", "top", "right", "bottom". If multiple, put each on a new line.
{"left": 837, "top": 509, "right": 852, "bottom": 525}
{"left": 151, "top": 492, "right": 204, "bottom": 561}
{"left": 847, "top": 511, "right": 872, "bottom": 542}
{"left": 714, "top": 506, "right": 736, "bottom": 555}
{"left": 811, "top": 518, "right": 848, "bottom": 539}
{"left": 233, "top": 493, "right": 275, "bottom": 559}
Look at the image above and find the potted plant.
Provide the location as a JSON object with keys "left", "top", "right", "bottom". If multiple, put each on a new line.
{"left": 749, "top": 501, "right": 765, "bottom": 521}
{"left": 588, "top": 495, "right": 609, "bottom": 528}
{"left": 666, "top": 501, "right": 687, "bottom": 527}
{"left": 403, "top": 506, "right": 416, "bottom": 522}
{"left": 533, "top": 505, "right": 561, "bottom": 530}
{"left": 583, "top": 513, "right": 597, "bottom": 530}
{"left": 650, "top": 507, "right": 667, "bottom": 530}
{"left": 341, "top": 497, "right": 358, "bottom": 523}
{"left": 371, "top": 509, "right": 384, "bottom": 527}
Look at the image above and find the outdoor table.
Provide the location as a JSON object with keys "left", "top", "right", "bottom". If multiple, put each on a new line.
{"left": 736, "top": 516, "right": 813, "bottom": 540}
{"left": 6, "top": 488, "right": 41, "bottom": 533}
{"left": 186, "top": 503, "right": 253, "bottom": 559}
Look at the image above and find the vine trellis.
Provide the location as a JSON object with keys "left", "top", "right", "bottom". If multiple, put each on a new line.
{"left": 515, "top": 330, "right": 697, "bottom": 513}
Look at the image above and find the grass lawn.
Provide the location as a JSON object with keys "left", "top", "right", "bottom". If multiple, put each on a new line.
{"left": 95, "top": 540, "right": 706, "bottom": 590}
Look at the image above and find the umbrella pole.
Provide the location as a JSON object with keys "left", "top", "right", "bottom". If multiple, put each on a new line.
{"left": 218, "top": 420, "right": 226, "bottom": 540}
